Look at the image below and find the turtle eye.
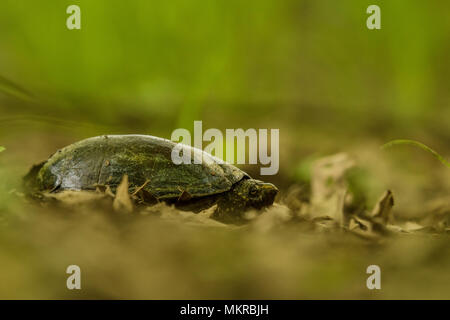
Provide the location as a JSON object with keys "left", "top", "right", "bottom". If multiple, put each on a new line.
{"left": 249, "top": 187, "right": 259, "bottom": 196}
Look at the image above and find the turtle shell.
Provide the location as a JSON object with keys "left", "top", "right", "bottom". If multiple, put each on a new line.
{"left": 35, "top": 135, "right": 248, "bottom": 199}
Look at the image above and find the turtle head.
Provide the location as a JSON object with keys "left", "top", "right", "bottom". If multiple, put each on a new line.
{"left": 232, "top": 178, "right": 278, "bottom": 209}
{"left": 212, "top": 178, "right": 278, "bottom": 223}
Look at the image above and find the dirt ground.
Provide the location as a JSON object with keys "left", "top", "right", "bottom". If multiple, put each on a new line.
{"left": 0, "top": 130, "right": 449, "bottom": 300}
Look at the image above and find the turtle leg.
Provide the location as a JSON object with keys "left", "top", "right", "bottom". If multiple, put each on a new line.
{"left": 211, "top": 194, "right": 247, "bottom": 224}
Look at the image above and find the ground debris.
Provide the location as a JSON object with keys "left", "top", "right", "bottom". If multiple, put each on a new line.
{"left": 310, "top": 153, "right": 355, "bottom": 225}
{"left": 37, "top": 190, "right": 114, "bottom": 211}
{"left": 370, "top": 190, "right": 394, "bottom": 224}
{"left": 17, "top": 153, "right": 449, "bottom": 241}
{"left": 420, "top": 196, "right": 450, "bottom": 232}
{"left": 249, "top": 203, "right": 293, "bottom": 232}
{"left": 143, "top": 202, "right": 229, "bottom": 228}
{"left": 113, "top": 175, "right": 133, "bottom": 214}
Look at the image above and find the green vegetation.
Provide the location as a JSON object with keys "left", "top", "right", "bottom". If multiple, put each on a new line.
{"left": 382, "top": 139, "right": 450, "bottom": 168}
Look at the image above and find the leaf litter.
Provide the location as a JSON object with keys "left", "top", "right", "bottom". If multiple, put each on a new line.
{"left": 24, "top": 152, "right": 449, "bottom": 240}
{"left": 1, "top": 150, "right": 449, "bottom": 299}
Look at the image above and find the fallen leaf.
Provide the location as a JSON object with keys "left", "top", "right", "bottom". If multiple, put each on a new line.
{"left": 310, "top": 153, "right": 355, "bottom": 226}
{"left": 155, "top": 203, "right": 228, "bottom": 228}
{"left": 134, "top": 189, "right": 159, "bottom": 205}
{"left": 177, "top": 189, "right": 192, "bottom": 202}
{"left": 371, "top": 190, "right": 394, "bottom": 225}
{"left": 95, "top": 184, "right": 115, "bottom": 198}
{"left": 113, "top": 175, "right": 133, "bottom": 214}
{"left": 348, "top": 216, "right": 380, "bottom": 240}
{"left": 420, "top": 196, "right": 450, "bottom": 231}
{"left": 40, "top": 190, "right": 113, "bottom": 210}
{"left": 402, "top": 221, "right": 427, "bottom": 232}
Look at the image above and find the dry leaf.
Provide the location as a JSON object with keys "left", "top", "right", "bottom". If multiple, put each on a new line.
{"left": 177, "top": 189, "right": 192, "bottom": 202}
{"left": 113, "top": 175, "right": 133, "bottom": 214}
{"left": 348, "top": 216, "right": 380, "bottom": 240}
{"left": 310, "top": 153, "right": 355, "bottom": 225}
{"left": 156, "top": 203, "right": 228, "bottom": 228}
{"left": 134, "top": 189, "right": 158, "bottom": 205}
{"left": 40, "top": 190, "right": 114, "bottom": 211}
{"left": 95, "top": 184, "right": 115, "bottom": 198}
{"left": 104, "top": 185, "right": 115, "bottom": 198}
{"left": 371, "top": 190, "right": 394, "bottom": 225}
{"left": 420, "top": 196, "right": 450, "bottom": 231}
{"left": 401, "top": 222, "right": 427, "bottom": 232}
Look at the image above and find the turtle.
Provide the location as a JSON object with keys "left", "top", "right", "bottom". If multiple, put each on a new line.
{"left": 24, "top": 135, "right": 278, "bottom": 222}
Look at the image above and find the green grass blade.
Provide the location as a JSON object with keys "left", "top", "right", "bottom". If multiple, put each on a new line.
{"left": 381, "top": 139, "right": 450, "bottom": 168}
{"left": 0, "top": 146, "right": 5, "bottom": 153}
{"left": 0, "top": 75, "right": 34, "bottom": 101}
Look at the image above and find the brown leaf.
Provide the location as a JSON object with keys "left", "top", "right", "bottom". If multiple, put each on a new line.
{"left": 349, "top": 216, "right": 380, "bottom": 240}
{"left": 113, "top": 175, "right": 133, "bottom": 213}
{"left": 41, "top": 190, "right": 114, "bottom": 210}
{"left": 310, "top": 153, "right": 355, "bottom": 226}
{"left": 420, "top": 196, "right": 450, "bottom": 231}
{"left": 371, "top": 190, "right": 394, "bottom": 225}
{"left": 104, "top": 185, "right": 115, "bottom": 198}
{"left": 135, "top": 189, "right": 159, "bottom": 205}
{"left": 95, "top": 184, "right": 115, "bottom": 198}
{"left": 177, "top": 189, "right": 192, "bottom": 202}
{"left": 154, "top": 203, "right": 228, "bottom": 228}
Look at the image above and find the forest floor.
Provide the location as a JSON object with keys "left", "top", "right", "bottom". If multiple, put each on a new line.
{"left": 0, "top": 128, "right": 449, "bottom": 299}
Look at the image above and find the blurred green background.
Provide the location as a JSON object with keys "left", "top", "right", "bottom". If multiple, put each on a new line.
{"left": 1, "top": 0, "right": 449, "bottom": 129}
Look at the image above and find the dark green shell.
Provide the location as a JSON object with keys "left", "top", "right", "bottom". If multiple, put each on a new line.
{"left": 35, "top": 135, "right": 248, "bottom": 199}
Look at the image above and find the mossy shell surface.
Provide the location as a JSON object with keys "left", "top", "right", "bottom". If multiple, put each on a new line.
{"left": 36, "top": 135, "right": 248, "bottom": 199}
